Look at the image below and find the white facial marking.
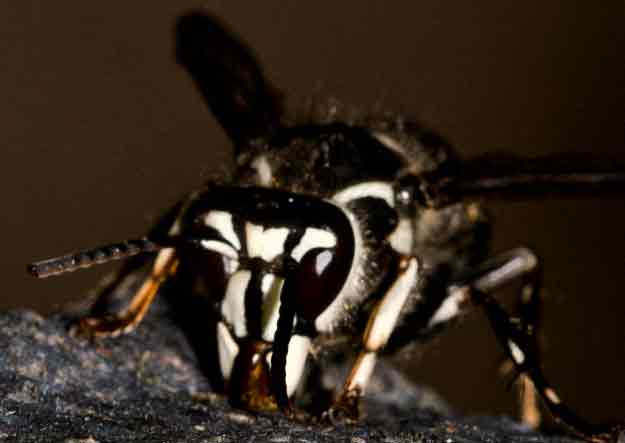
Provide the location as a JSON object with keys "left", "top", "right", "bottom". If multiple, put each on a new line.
{"left": 216, "top": 322, "right": 239, "bottom": 380}
{"left": 428, "top": 288, "right": 467, "bottom": 328}
{"left": 251, "top": 155, "right": 273, "bottom": 186}
{"left": 388, "top": 218, "right": 413, "bottom": 255}
{"left": 222, "top": 270, "right": 251, "bottom": 337}
{"left": 291, "top": 228, "right": 337, "bottom": 261}
{"left": 260, "top": 228, "right": 290, "bottom": 262}
{"left": 245, "top": 222, "right": 265, "bottom": 258}
{"left": 260, "top": 274, "right": 284, "bottom": 342}
{"left": 266, "top": 335, "right": 311, "bottom": 397}
{"left": 245, "top": 223, "right": 290, "bottom": 261}
{"left": 508, "top": 339, "right": 525, "bottom": 365}
{"left": 199, "top": 240, "right": 238, "bottom": 260}
{"left": 314, "top": 208, "right": 362, "bottom": 333}
{"left": 285, "top": 335, "right": 311, "bottom": 396}
{"left": 346, "top": 352, "right": 377, "bottom": 393}
{"left": 223, "top": 258, "right": 239, "bottom": 275}
{"left": 365, "top": 258, "right": 420, "bottom": 351}
{"left": 332, "top": 181, "right": 394, "bottom": 207}
{"left": 203, "top": 211, "right": 241, "bottom": 250}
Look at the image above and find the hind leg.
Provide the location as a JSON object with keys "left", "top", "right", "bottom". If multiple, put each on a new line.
{"left": 455, "top": 249, "right": 622, "bottom": 442}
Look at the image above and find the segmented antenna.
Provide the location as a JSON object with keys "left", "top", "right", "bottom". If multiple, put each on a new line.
{"left": 27, "top": 238, "right": 161, "bottom": 279}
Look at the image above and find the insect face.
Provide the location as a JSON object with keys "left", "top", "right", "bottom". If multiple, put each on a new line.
{"left": 180, "top": 185, "right": 356, "bottom": 407}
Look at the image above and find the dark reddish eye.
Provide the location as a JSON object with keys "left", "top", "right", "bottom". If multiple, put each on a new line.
{"left": 292, "top": 247, "right": 348, "bottom": 321}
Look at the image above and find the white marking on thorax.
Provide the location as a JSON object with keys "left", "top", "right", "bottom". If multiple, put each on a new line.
{"left": 372, "top": 132, "right": 417, "bottom": 169}
{"left": 250, "top": 155, "right": 273, "bottom": 186}
{"left": 332, "top": 181, "right": 394, "bottom": 206}
{"left": 216, "top": 321, "right": 239, "bottom": 380}
{"left": 372, "top": 132, "right": 406, "bottom": 157}
{"left": 222, "top": 270, "right": 251, "bottom": 337}
{"left": 266, "top": 335, "right": 311, "bottom": 397}
{"left": 291, "top": 228, "right": 337, "bottom": 261}
{"left": 365, "top": 258, "right": 419, "bottom": 351}
{"left": 203, "top": 211, "right": 241, "bottom": 250}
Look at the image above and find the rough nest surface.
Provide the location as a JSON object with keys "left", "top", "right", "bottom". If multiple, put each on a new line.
{"left": 0, "top": 298, "right": 580, "bottom": 442}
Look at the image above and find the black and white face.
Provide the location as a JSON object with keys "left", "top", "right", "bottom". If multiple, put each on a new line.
{"left": 180, "top": 185, "right": 360, "bottom": 399}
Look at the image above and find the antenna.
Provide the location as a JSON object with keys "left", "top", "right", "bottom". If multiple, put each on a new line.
{"left": 27, "top": 238, "right": 161, "bottom": 278}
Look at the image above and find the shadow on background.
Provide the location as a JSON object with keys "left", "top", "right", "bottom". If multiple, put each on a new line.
{"left": 1, "top": 1, "right": 624, "bottom": 425}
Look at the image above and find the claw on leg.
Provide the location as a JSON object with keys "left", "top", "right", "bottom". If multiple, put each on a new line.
{"left": 324, "top": 256, "right": 419, "bottom": 423}
{"left": 322, "top": 388, "right": 361, "bottom": 425}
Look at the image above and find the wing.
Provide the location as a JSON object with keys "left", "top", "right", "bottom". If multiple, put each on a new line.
{"left": 416, "top": 153, "right": 625, "bottom": 207}
{"left": 175, "top": 11, "right": 284, "bottom": 150}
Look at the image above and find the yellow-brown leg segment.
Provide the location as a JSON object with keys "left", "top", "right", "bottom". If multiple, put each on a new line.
{"left": 518, "top": 374, "right": 540, "bottom": 429}
{"left": 325, "top": 256, "right": 420, "bottom": 422}
{"left": 71, "top": 248, "right": 179, "bottom": 338}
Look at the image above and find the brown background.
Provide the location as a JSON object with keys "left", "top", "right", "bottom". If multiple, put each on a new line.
{"left": 1, "top": 1, "right": 624, "bottom": 423}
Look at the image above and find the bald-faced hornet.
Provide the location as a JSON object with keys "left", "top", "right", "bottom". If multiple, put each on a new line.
{"left": 28, "top": 11, "right": 625, "bottom": 443}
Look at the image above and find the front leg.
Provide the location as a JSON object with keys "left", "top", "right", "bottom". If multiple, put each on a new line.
{"left": 326, "top": 255, "right": 420, "bottom": 421}
{"left": 72, "top": 248, "right": 179, "bottom": 337}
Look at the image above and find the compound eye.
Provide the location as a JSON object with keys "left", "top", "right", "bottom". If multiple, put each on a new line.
{"left": 292, "top": 247, "right": 346, "bottom": 321}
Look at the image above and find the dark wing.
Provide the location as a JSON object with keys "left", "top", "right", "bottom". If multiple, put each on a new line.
{"left": 419, "top": 153, "right": 625, "bottom": 207}
{"left": 175, "top": 11, "right": 284, "bottom": 149}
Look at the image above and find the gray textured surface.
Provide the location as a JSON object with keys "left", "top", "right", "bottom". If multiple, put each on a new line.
{"left": 0, "top": 301, "right": 580, "bottom": 442}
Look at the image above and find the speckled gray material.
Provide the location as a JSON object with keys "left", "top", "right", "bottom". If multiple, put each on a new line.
{"left": 0, "top": 301, "right": 580, "bottom": 442}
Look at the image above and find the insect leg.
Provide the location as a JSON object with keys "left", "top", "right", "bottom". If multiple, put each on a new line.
{"left": 72, "top": 248, "right": 179, "bottom": 338}
{"left": 475, "top": 289, "right": 624, "bottom": 442}
{"left": 442, "top": 248, "right": 543, "bottom": 428}
{"left": 456, "top": 249, "right": 623, "bottom": 442}
{"left": 326, "top": 255, "right": 420, "bottom": 421}
{"left": 65, "top": 201, "right": 187, "bottom": 337}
